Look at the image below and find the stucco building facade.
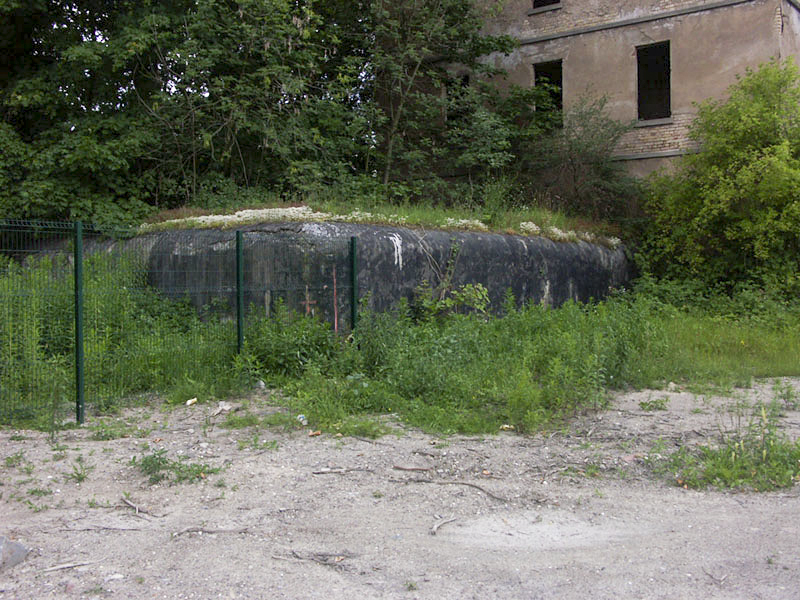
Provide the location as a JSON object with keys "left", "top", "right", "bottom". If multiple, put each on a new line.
{"left": 483, "top": 0, "right": 800, "bottom": 174}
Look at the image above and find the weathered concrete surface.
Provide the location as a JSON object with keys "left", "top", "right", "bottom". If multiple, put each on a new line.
{"left": 116, "top": 223, "right": 632, "bottom": 327}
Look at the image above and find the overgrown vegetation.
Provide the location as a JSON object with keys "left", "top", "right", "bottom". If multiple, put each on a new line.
{"left": 2, "top": 250, "right": 800, "bottom": 435}
{"left": 0, "top": 252, "right": 246, "bottom": 428}
{"left": 655, "top": 401, "right": 800, "bottom": 491}
{"left": 1, "top": 0, "right": 638, "bottom": 227}
{"left": 642, "top": 59, "right": 800, "bottom": 295}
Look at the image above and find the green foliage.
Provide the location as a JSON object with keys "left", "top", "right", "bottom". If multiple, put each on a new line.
{"left": 134, "top": 449, "right": 219, "bottom": 485}
{"left": 0, "top": 0, "right": 537, "bottom": 222}
{"left": 526, "top": 96, "right": 641, "bottom": 220}
{"left": 65, "top": 455, "right": 94, "bottom": 483}
{"left": 0, "top": 249, "right": 246, "bottom": 427}
{"left": 642, "top": 59, "right": 800, "bottom": 293}
{"left": 660, "top": 403, "right": 800, "bottom": 491}
{"left": 243, "top": 302, "right": 341, "bottom": 379}
{"left": 89, "top": 418, "right": 150, "bottom": 440}
{"left": 273, "top": 294, "right": 671, "bottom": 434}
{"left": 639, "top": 397, "right": 669, "bottom": 412}
{"left": 5, "top": 241, "right": 799, "bottom": 438}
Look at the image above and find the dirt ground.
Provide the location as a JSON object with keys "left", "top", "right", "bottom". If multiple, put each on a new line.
{"left": 1, "top": 379, "right": 799, "bottom": 599}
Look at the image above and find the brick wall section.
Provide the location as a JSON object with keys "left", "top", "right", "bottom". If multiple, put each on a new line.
{"left": 614, "top": 113, "right": 698, "bottom": 156}
{"left": 521, "top": 0, "right": 748, "bottom": 38}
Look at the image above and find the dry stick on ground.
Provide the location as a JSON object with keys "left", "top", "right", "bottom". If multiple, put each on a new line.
{"left": 430, "top": 517, "right": 458, "bottom": 536}
{"left": 42, "top": 559, "right": 103, "bottom": 573}
{"left": 312, "top": 467, "right": 374, "bottom": 475}
{"left": 272, "top": 550, "right": 353, "bottom": 567}
{"left": 120, "top": 497, "right": 162, "bottom": 518}
{"left": 352, "top": 436, "right": 392, "bottom": 446}
{"left": 172, "top": 526, "right": 249, "bottom": 538}
{"left": 412, "top": 449, "right": 438, "bottom": 458}
{"left": 393, "top": 465, "right": 433, "bottom": 472}
{"left": 702, "top": 568, "right": 728, "bottom": 585}
{"left": 59, "top": 526, "right": 143, "bottom": 532}
{"left": 389, "top": 478, "right": 508, "bottom": 503}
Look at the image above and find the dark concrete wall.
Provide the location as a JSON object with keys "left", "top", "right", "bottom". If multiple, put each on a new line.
{"left": 106, "top": 222, "right": 632, "bottom": 326}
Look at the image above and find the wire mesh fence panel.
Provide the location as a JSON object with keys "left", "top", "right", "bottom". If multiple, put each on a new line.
{"left": 81, "top": 227, "right": 238, "bottom": 412}
{"left": 1, "top": 221, "right": 357, "bottom": 428}
{"left": 0, "top": 220, "right": 76, "bottom": 428}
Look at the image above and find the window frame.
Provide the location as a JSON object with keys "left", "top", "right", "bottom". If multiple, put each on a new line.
{"left": 636, "top": 40, "right": 672, "bottom": 122}
{"left": 533, "top": 58, "right": 563, "bottom": 113}
{"left": 529, "top": 0, "right": 561, "bottom": 16}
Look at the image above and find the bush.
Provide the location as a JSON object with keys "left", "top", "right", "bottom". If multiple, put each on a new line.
{"left": 642, "top": 59, "right": 800, "bottom": 294}
{"left": 521, "top": 95, "right": 642, "bottom": 220}
{"left": 243, "top": 302, "right": 340, "bottom": 379}
{"left": 660, "top": 402, "right": 800, "bottom": 491}
{"left": 0, "top": 251, "right": 244, "bottom": 426}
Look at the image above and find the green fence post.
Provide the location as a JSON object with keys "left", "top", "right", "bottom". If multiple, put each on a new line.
{"left": 236, "top": 230, "right": 244, "bottom": 353}
{"left": 73, "top": 221, "right": 85, "bottom": 424}
{"left": 350, "top": 236, "right": 358, "bottom": 329}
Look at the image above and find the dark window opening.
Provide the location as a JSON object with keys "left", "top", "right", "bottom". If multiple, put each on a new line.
{"left": 637, "top": 41, "right": 671, "bottom": 121}
{"left": 534, "top": 59, "right": 562, "bottom": 111}
{"left": 533, "top": 0, "right": 560, "bottom": 8}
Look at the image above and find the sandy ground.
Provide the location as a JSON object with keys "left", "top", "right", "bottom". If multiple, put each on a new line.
{"left": 1, "top": 379, "right": 799, "bottom": 599}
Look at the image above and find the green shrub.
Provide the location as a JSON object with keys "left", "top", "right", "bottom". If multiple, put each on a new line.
{"left": 642, "top": 59, "right": 800, "bottom": 294}
{"left": 243, "top": 302, "right": 340, "bottom": 379}
{"left": 522, "top": 95, "right": 642, "bottom": 220}
{"left": 661, "top": 403, "right": 800, "bottom": 491}
{"left": 0, "top": 251, "right": 244, "bottom": 426}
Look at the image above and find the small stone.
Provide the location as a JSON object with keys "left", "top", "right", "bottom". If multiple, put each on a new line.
{"left": 0, "top": 536, "right": 30, "bottom": 572}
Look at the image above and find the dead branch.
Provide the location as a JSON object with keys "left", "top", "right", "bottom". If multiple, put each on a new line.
{"left": 392, "top": 465, "right": 432, "bottom": 472}
{"left": 412, "top": 449, "right": 438, "bottom": 458}
{"left": 43, "top": 559, "right": 103, "bottom": 573}
{"left": 172, "top": 526, "right": 248, "bottom": 538}
{"left": 312, "top": 467, "right": 374, "bottom": 475}
{"left": 702, "top": 568, "right": 728, "bottom": 585}
{"left": 390, "top": 478, "right": 508, "bottom": 503}
{"left": 59, "top": 526, "right": 143, "bottom": 532}
{"left": 352, "top": 436, "right": 392, "bottom": 446}
{"left": 120, "top": 497, "right": 162, "bottom": 518}
{"left": 429, "top": 517, "right": 457, "bottom": 536}
{"left": 272, "top": 550, "right": 353, "bottom": 568}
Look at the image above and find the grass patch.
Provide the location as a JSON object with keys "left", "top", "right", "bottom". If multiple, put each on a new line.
{"left": 4, "top": 451, "right": 25, "bottom": 469}
{"left": 222, "top": 412, "right": 261, "bottom": 429}
{"left": 656, "top": 402, "right": 800, "bottom": 491}
{"left": 133, "top": 449, "right": 220, "bottom": 484}
{"left": 235, "top": 281, "right": 800, "bottom": 437}
{"left": 89, "top": 418, "right": 150, "bottom": 440}
{"left": 639, "top": 397, "right": 669, "bottom": 412}
{"left": 1, "top": 251, "right": 249, "bottom": 429}
{"left": 3, "top": 246, "right": 799, "bottom": 440}
{"left": 141, "top": 191, "right": 621, "bottom": 245}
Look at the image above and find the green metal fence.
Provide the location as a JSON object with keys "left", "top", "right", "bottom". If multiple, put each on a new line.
{"left": 0, "top": 220, "right": 358, "bottom": 428}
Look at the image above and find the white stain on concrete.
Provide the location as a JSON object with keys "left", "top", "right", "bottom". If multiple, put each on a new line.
{"left": 388, "top": 233, "right": 403, "bottom": 270}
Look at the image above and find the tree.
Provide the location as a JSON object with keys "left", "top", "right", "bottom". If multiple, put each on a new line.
{"left": 0, "top": 0, "right": 536, "bottom": 221}
{"left": 522, "top": 95, "right": 639, "bottom": 220}
{"left": 642, "top": 59, "right": 800, "bottom": 293}
{"left": 367, "top": 0, "right": 516, "bottom": 186}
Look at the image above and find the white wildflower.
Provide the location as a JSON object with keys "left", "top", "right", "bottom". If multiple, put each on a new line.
{"left": 519, "top": 222, "right": 541, "bottom": 235}
{"left": 444, "top": 218, "right": 488, "bottom": 231}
